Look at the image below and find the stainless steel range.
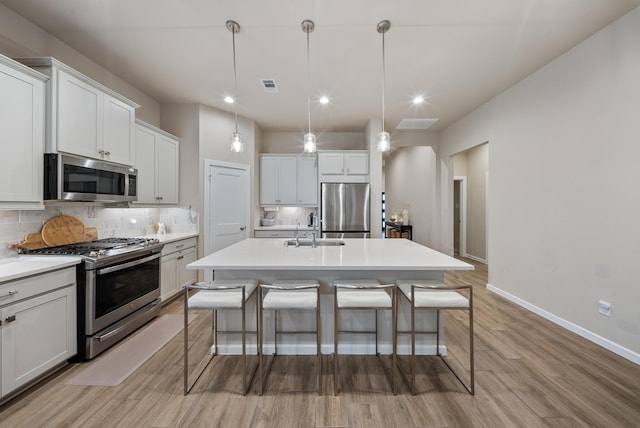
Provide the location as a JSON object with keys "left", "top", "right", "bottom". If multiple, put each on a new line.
{"left": 20, "top": 237, "right": 164, "bottom": 360}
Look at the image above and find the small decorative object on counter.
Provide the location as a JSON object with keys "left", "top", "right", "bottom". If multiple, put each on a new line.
{"left": 155, "top": 222, "right": 167, "bottom": 235}
{"left": 261, "top": 218, "right": 275, "bottom": 226}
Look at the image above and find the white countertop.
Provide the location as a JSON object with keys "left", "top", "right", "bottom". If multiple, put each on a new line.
{"left": 188, "top": 238, "right": 473, "bottom": 271}
{"left": 142, "top": 232, "right": 199, "bottom": 244}
{"left": 0, "top": 256, "right": 82, "bottom": 283}
{"left": 1, "top": 233, "right": 199, "bottom": 284}
{"left": 254, "top": 225, "right": 314, "bottom": 231}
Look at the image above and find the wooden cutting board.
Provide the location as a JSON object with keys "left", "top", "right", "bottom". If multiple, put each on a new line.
{"left": 41, "top": 215, "right": 86, "bottom": 246}
{"left": 8, "top": 227, "right": 98, "bottom": 251}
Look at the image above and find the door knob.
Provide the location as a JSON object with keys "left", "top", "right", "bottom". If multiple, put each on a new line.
{"left": 240, "top": 226, "right": 246, "bottom": 231}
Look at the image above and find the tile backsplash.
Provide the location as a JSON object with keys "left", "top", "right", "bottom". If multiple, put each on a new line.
{"left": 0, "top": 205, "right": 198, "bottom": 259}
{"left": 259, "top": 206, "right": 317, "bottom": 227}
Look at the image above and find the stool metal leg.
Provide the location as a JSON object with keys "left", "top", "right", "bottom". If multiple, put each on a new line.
{"left": 411, "top": 289, "right": 416, "bottom": 395}
{"left": 317, "top": 286, "right": 322, "bottom": 396}
{"left": 333, "top": 287, "right": 338, "bottom": 396}
{"left": 183, "top": 287, "right": 189, "bottom": 395}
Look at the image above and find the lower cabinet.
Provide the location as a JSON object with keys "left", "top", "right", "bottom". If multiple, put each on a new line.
{"left": 160, "top": 237, "right": 197, "bottom": 302}
{"left": 1, "top": 267, "right": 76, "bottom": 401}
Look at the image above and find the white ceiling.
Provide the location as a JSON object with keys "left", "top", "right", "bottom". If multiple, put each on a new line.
{"left": 2, "top": 0, "right": 639, "bottom": 134}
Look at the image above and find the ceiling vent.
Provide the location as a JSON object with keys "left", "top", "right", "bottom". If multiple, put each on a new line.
{"left": 396, "top": 118, "right": 439, "bottom": 130}
{"left": 260, "top": 78, "right": 278, "bottom": 93}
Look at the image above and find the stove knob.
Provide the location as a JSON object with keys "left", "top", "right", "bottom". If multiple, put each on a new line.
{"left": 99, "top": 249, "right": 107, "bottom": 256}
{"left": 89, "top": 251, "right": 98, "bottom": 258}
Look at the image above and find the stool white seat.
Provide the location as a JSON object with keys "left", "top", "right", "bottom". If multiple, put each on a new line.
{"left": 259, "top": 279, "right": 321, "bottom": 395}
{"left": 333, "top": 279, "right": 396, "bottom": 395}
{"left": 183, "top": 279, "right": 259, "bottom": 395}
{"left": 397, "top": 283, "right": 469, "bottom": 308}
{"left": 395, "top": 279, "right": 474, "bottom": 395}
{"left": 262, "top": 290, "right": 318, "bottom": 309}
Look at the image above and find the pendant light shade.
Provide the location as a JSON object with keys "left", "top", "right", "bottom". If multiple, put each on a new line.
{"left": 302, "top": 19, "right": 317, "bottom": 153}
{"left": 377, "top": 131, "right": 390, "bottom": 152}
{"left": 377, "top": 20, "right": 391, "bottom": 152}
{"left": 227, "top": 20, "right": 243, "bottom": 153}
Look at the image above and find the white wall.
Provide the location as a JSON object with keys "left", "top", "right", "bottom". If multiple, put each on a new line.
{"left": 452, "top": 144, "right": 488, "bottom": 261}
{"left": 0, "top": 4, "right": 161, "bottom": 125}
{"left": 440, "top": 8, "right": 640, "bottom": 361}
{"left": 161, "top": 103, "right": 258, "bottom": 263}
{"left": 385, "top": 146, "right": 437, "bottom": 246}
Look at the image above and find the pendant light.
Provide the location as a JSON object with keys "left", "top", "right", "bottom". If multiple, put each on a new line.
{"left": 302, "top": 19, "right": 317, "bottom": 153}
{"left": 377, "top": 20, "right": 391, "bottom": 152}
{"left": 227, "top": 20, "right": 243, "bottom": 153}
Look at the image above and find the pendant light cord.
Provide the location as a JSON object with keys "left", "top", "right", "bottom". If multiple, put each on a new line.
{"left": 232, "top": 26, "right": 239, "bottom": 134}
{"left": 306, "top": 29, "right": 311, "bottom": 135}
{"left": 381, "top": 28, "right": 386, "bottom": 133}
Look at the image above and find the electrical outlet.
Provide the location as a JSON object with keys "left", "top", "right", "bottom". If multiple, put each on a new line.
{"left": 598, "top": 300, "right": 611, "bottom": 317}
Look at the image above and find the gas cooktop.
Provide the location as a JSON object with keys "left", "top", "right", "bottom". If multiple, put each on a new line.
{"left": 19, "top": 237, "right": 164, "bottom": 267}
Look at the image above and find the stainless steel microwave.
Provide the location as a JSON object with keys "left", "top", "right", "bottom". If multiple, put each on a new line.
{"left": 44, "top": 153, "right": 137, "bottom": 202}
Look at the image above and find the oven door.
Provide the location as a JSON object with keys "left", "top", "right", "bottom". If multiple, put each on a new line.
{"left": 85, "top": 252, "right": 160, "bottom": 335}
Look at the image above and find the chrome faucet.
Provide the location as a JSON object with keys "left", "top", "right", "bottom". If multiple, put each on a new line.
{"left": 295, "top": 222, "right": 300, "bottom": 247}
{"left": 311, "top": 212, "right": 318, "bottom": 248}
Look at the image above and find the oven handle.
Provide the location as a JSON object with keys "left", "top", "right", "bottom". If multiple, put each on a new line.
{"left": 95, "top": 300, "right": 160, "bottom": 342}
{"left": 97, "top": 253, "right": 161, "bottom": 275}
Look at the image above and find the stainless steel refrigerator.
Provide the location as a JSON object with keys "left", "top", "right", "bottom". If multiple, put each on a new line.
{"left": 320, "top": 183, "right": 370, "bottom": 238}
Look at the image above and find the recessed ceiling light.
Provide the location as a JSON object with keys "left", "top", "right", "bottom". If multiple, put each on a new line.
{"left": 319, "top": 96, "right": 329, "bottom": 105}
{"left": 224, "top": 96, "right": 235, "bottom": 104}
{"left": 412, "top": 96, "right": 424, "bottom": 104}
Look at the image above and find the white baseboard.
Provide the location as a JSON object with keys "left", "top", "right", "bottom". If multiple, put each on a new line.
{"left": 487, "top": 283, "right": 640, "bottom": 365}
{"left": 464, "top": 254, "right": 487, "bottom": 264}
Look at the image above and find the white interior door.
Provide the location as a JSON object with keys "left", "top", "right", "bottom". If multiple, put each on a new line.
{"left": 204, "top": 160, "right": 250, "bottom": 281}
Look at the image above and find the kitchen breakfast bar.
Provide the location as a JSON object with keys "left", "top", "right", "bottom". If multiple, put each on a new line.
{"left": 187, "top": 238, "right": 473, "bottom": 356}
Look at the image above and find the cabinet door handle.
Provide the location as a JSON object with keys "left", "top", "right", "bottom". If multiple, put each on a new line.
{"left": 175, "top": 244, "right": 184, "bottom": 249}
{"left": 5, "top": 315, "right": 16, "bottom": 323}
{"left": 177, "top": 255, "right": 184, "bottom": 260}
{"left": 98, "top": 150, "right": 105, "bottom": 156}
{"left": 1, "top": 290, "right": 18, "bottom": 300}
{"left": 105, "top": 151, "right": 111, "bottom": 157}
{"left": 240, "top": 226, "right": 246, "bottom": 231}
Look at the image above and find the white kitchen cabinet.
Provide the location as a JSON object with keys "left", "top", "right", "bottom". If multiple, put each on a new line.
{"left": 134, "top": 120, "right": 179, "bottom": 205}
{"left": 0, "top": 55, "right": 47, "bottom": 210}
{"left": 17, "top": 57, "right": 139, "bottom": 166}
{"left": 260, "top": 155, "right": 298, "bottom": 205}
{"left": 297, "top": 155, "right": 318, "bottom": 206}
{"left": 260, "top": 154, "right": 318, "bottom": 206}
{"left": 1, "top": 267, "right": 76, "bottom": 401}
{"left": 318, "top": 151, "right": 369, "bottom": 182}
{"left": 160, "top": 237, "right": 197, "bottom": 302}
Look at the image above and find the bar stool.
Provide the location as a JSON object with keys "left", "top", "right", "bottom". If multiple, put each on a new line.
{"left": 183, "top": 279, "right": 259, "bottom": 395}
{"left": 333, "top": 279, "right": 396, "bottom": 395}
{"left": 258, "top": 279, "right": 321, "bottom": 395}
{"left": 395, "top": 280, "right": 474, "bottom": 395}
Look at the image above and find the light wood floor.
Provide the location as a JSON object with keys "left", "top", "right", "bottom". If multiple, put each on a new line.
{"left": 1, "top": 258, "right": 640, "bottom": 427}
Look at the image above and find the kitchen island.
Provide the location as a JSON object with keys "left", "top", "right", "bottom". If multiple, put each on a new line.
{"left": 188, "top": 238, "right": 473, "bottom": 354}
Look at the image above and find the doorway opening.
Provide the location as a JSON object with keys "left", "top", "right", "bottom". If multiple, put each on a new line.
{"left": 453, "top": 176, "right": 467, "bottom": 257}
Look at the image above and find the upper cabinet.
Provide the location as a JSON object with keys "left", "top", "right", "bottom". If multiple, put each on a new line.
{"left": 0, "top": 55, "right": 47, "bottom": 210}
{"left": 17, "top": 57, "right": 139, "bottom": 166}
{"left": 297, "top": 156, "right": 318, "bottom": 206}
{"left": 260, "top": 154, "right": 318, "bottom": 206}
{"left": 318, "top": 150, "right": 369, "bottom": 182}
{"left": 134, "top": 120, "right": 179, "bottom": 205}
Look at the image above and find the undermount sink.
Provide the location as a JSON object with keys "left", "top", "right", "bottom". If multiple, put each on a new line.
{"left": 284, "top": 239, "right": 346, "bottom": 247}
